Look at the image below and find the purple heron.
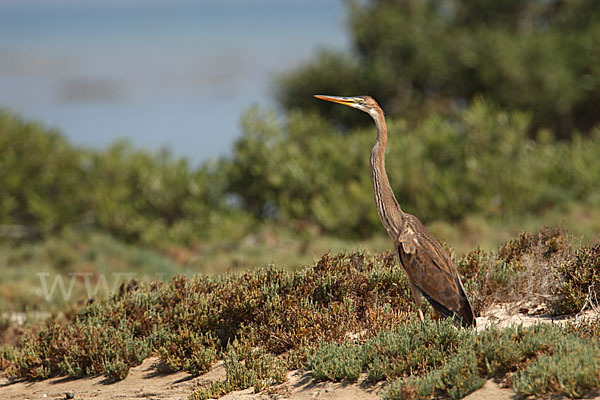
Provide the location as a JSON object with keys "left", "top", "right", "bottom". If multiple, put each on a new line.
{"left": 314, "top": 95, "right": 475, "bottom": 328}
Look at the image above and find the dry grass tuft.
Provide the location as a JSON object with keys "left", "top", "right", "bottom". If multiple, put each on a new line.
{"left": 457, "top": 226, "right": 574, "bottom": 315}
{"left": 552, "top": 243, "right": 600, "bottom": 315}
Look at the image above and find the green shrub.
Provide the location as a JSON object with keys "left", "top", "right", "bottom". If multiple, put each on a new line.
{"left": 383, "top": 347, "right": 484, "bottom": 400}
{"left": 308, "top": 342, "right": 363, "bottom": 381}
{"left": 0, "top": 110, "right": 250, "bottom": 246}
{"left": 156, "top": 329, "right": 218, "bottom": 375}
{"left": 83, "top": 142, "right": 232, "bottom": 245}
{"left": 513, "top": 336, "right": 600, "bottom": 398}
{"left": 308, "top": 318, "right": 473, "bottom": 383}
{"left": 436, "top": 348, "right": 485, "bottom": 400}
{"left": 278, "top": 0, "right": 600, "bottom": 138}
{"left": 3, "top": 100, "right": 600, "bottom": 241}
{"left": 383, "top": 322, "right": 599, "bottom": 400}
{"left": 227, "top": 102, "right": 600, "bottom": 236}
{"left": 189, "top": 345, "right": 287, "bottom": 400}
{"left": 102, "top": 356, "right": 130, "bottom": 381}
{"left": 0, "top": 111, "right": 87, "bottom": 235}
{"left": 476, "top": 324, "right": 563, "bottom": 376}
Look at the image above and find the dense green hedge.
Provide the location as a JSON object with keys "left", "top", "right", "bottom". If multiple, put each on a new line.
{"left": 2, "top": 100, "right": 600, "bottom": 242}
{"left": 0, "top": 111, "right": 251, "bottom": 245}
{"left": 0, "top": 112, "right": 88, "bottom": 235}
{"left": 228, "top": 100, "right": 600, "bottom": 236}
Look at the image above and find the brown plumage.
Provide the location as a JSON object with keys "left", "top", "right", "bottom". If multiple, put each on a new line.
{"left": 314, "top": 94, "right": 475, "bottom": 327}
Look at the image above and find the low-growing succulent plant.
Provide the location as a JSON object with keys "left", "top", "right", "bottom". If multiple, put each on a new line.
{"left": 2, "top": 228, "right": 599, "bottom": 400}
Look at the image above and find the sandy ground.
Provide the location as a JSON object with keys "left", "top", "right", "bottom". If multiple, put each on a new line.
{"left": 1, "top": 305, "right": 599, "bottom": 400}
{"left": 0, "top": 357, "right": 225, "bottom": 400}
{"left": 1, "top": 361, "right": 510, "bottom": 400}
{"left": 476, "top": 301, "right": 598, "bottom": 331}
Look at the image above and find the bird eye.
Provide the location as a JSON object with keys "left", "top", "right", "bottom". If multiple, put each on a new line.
{"left": 357, "top": 98, "right": 364, "bottom": 104}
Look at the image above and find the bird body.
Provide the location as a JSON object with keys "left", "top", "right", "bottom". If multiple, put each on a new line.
{"left": 314, "top": 94, "right": 475, "bottom": 327}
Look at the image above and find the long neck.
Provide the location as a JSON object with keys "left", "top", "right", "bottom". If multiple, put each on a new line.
{"left": 369, "top": 110, "right": 404, "bottom": 239}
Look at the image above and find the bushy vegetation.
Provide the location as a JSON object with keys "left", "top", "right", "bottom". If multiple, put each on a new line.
{"left": 229, "top": 101, "right": 600, "bottom": 235}
{"left": 190, "top": 344, "right": 288, "bottom": 399}
{"left": 4, "top": 251, "right": 411, "bottom": 382}
{"left": 553, "top": 243, "right": 600, "bottom": 315}
{"left": 1, "top": 228, "right": 599, "bottom": 399}
{"left": 0, "top": 0, "right": 600, "bottom": 241}
{"left": 383, "top": 323, "right": 600, "bottom": 399}
{"left": 457, "top": 226, "right": 572, "bottom": 315}
{"left": 3, "top": 2, "right": 599, "bottom": 244}
{"left": 512, "top": 334, "right": 600, "bottom": 398}
{"left": 279, "top": 0, "right": 600, "bottom": 138}
{"left": 4, "top": 1, "right": 600, "bottom": 242}
{"left": 4, "top": 100, "right": 600, "bottom": 242}
{"left": 308, "top": 318, "right": 472, "bottom": 383}
{"left": 0, "top": 112, "right": 87, "bottom": 237}
{"left": 0, "top": 110, "right": 250, "bottom": 246}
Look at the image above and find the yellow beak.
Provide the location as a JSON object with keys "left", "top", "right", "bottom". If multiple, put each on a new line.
{"left": 314, "top": 95, "right": 359, "bottom": 107}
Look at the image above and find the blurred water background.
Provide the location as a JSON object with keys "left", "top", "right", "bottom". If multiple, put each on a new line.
{"left": 0, "top": 0, "right": 347, "bottom": 164}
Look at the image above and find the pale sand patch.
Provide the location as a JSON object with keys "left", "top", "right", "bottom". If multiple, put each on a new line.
{"left": 216, "top": 370, "right": 383, "bottom": 400}
{"left": 476, "top": 301, "right": 599, "bottom": 331}
{"left": 0, "top": 357, "right": 225, "bottom": 400}
{"left": 462, "top": 380, "right": 514, "bottom": 400}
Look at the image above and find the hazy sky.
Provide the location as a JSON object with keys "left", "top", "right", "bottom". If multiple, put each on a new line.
{"left": 0, "top": 0, "right": 348, "bottom": 164}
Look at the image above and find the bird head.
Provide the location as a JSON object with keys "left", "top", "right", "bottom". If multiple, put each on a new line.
{"left": 314, "top": 95, "right": 382, "bottom": 118}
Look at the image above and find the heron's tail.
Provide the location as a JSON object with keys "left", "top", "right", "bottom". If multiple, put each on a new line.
{"left": 418, "top": 281, "right": 475, "bottom": 328}
{"left": 456, "top": 284, "right": 475, "bottom": 327}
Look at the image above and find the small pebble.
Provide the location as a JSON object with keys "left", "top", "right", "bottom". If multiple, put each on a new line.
{"left": 65, "top": 391, "right": 75, "bottom": 399}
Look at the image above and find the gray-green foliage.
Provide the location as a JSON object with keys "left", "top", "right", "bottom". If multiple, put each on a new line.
{"left": 382, "top": 323, "right": 600, "bottom": 400}
{"left": 307, "top": 318, "right": 472, "bottom": 383}
{"left": 387, "top": 347, "right": 484, "bottom": 400}
{"left": 308, "top": 342, "right": 363, "bottom": 381}
{"left": 513, "top": 337, "right": 600, "bottom": 398}
{"left": 4, "top": 241, "right": 600, "bottom": 398}
{"left": 0, "top": 111, "right": 88, "bottom": 235}
{"left": 228, "top": 100, "right": 600, "bottom": 236}
{"left": 305, "top": 317, "right": 600, "bottom": 399}
{"left": 189, "top": 344, "right": 288, "bottom": 400}
{"left": 0, "top": 110, "right": 251, "bottom": 245}
{"left": 225, "top": 108, "right": 378, "bottom": 235}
